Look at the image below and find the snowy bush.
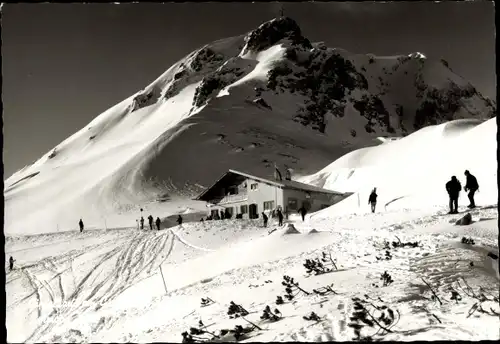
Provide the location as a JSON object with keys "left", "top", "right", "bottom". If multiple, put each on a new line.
{"left": 303, "top": 311, "right": 322, "bottom": 322}
{"left": 303, "top": 251, "right": 338, "bottom": 275}
{"left": 281, "top": 275, "right": 310, "bottom": 301}
{"left": 461, "top": 237, "right": 475, "bottom": 245}
{"left": 200, "top": 297, "right": 215, "bottom": 307}
{"left": 348, "top": 295, "right": 400, "bottom": 341}
{"left": 260, "top": 305, "right": 282, "bottom": 322}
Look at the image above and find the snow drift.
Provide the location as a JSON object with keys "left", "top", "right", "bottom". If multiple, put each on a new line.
{"left": 301, "top": 118, "right": 497, "bottom": 218}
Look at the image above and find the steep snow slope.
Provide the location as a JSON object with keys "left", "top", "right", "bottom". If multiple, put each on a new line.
{"left": 300, "top": 118, "right": 497, "bottom": 218}
{"left": 4, "top": 17, "right": 495, "bottom": 235}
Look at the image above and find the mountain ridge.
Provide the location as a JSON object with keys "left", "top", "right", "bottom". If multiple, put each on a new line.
{"left": 4, "top": 17, "right": 495, "bottom": 234}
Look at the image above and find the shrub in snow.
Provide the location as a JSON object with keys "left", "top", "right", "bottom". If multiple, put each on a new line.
{"left": 275, "top": 296, "right": 284, "bottom": 305}
{"left": 461, "top": 236, "right": 475, "bottom": 245}
{"left": 380, "top": 271, "right": 394, "bottom": 287}
{"left": 219, "top": 324, "right": 258, "bottom": 341}
{"left": 182, "top": 320, "right": 219, "bottom": 342}
{"left": 227, "top": 301, "right": 249, "bottom": 318}
{"left": 348, "top": 296, "right": 400, "bottom": 341}
{"left": 312, "top": 284, "right": 338, "bottom": 296}
{"left": 303, "top": 311, "right": 321, "bottom": 322}
{"left": 386, "top": 236, "right": 420, "bottom": 249}
{"left": 200, "top": 297, "right": 215, "bottom": 307}
{"left": 457, "top": 277, "right": 500, "bottom": 317}
{"left": 281, "top": 275, "right": 310, "bottom": 301}
{"left": 421, "top": 278, "right": 444, "bottom": 306}
{"left": 303, "top": 251, "right": 338, "bottom": 275}
{"left": 260, "top": 305, "right": 282, "bottom": 322}
{"left": 449, "top": 289, "right": 462, "bottom": 304}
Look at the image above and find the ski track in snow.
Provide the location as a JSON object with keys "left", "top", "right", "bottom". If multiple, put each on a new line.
{"left": 5, "top": 205, "right": 499, "bottom": 343}
{"left": 7, "top": 229, "right": 175, "bottom": 343}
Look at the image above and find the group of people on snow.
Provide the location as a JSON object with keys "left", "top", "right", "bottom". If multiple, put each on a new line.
{"left": 139, "top": 214, "right": 164, "bottom": 231}
{"left": 367, "top": 170, "right": 479, "bottom": 215}
{"left": 446, "top": 170, "right": 479, "bottom": 214}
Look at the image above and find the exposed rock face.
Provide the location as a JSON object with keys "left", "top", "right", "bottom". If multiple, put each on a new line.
{"left": 244, "top": 17, "right": 312, "bottom": 54}
{"left": 455, "top": 213, "right": 473, "bottom": 226}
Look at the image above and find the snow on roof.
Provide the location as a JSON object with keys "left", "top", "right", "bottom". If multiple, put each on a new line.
{"left": 196, "top": 168, "right": 343, "bottom": 201}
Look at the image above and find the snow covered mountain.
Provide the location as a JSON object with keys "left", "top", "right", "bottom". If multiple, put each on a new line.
{"left": 4, "top": 17, "right": 495, "bottom": 235}
{"left": 299, "top": 117, "right": 497, "bottom": 218}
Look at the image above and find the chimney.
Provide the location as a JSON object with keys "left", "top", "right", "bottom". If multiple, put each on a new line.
{"left": 274, "top": 163, "right": 283, "bottom": 181}
{"left": 285, "top": 167, "right": 292, "bottom": 181}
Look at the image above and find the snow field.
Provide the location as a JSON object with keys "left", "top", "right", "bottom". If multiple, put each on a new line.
{"left": 6, "top": 203, "right": 498, "bottom": 342}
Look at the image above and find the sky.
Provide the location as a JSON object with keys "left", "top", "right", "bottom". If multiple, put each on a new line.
{"left": 2, "top": 1, "right": 496, "bottom": 178}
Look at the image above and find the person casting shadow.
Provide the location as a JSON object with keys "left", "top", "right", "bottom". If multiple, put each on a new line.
{"left": 446, "top": 176, "right": 461, "bottom": 214}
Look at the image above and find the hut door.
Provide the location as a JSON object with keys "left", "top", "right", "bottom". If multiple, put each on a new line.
{"left": 249, "top": 203, "right": 258, "bottom": 219}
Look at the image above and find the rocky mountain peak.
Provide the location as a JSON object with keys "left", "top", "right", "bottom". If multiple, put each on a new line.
{"left": 243, "top": 16, "right": 312, "bottom": 54}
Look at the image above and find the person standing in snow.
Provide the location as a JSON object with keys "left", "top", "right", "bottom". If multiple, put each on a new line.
{"left": 277, "top": 208, "right": 284, "bottom": 226}
{"left": 446, "top": 176, "right": 462, "bottom": 214}
{"left": 79, "top": 219, "right": 84, "bottom": 233}
{"left": 298, "top": 206, "right": 307, "bottom": 222}
{"left": 9, "top": 256, "right": 15, "bottom": 271}
{"left": 368, "top": 188, "right": 378, "bottom": 213}
{"left": 177, "top": 215, "right": 183, "bottom": 226}
{"left": 140, "top": 216, "right": 145, "bottom": 230}
{"left": 262, "top": 212, "right": 268, "bottom": 227}
{"left": 155, "top": 217, "right": 161, "bottom": 231}
{"left": 464, "top": 170, "right": 479, "bottom": 209}
{"left": 148, "top": 215, "right": 154, "bottom": 230}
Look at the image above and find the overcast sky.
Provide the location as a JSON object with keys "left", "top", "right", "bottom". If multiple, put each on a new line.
{"left": 2, "top": 2, "right": 496, "bottom": 178}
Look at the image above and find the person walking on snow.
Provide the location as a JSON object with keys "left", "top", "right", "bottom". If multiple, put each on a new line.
{"left": 9, "top": 256, "right": 15, "bottom": 271}
{"left": 148, "top": 215, "right": 154, "bottom": 230}
{"left": 177, "top": 215, "right": 183, "bottom": 226}
{"left": 277, "top": 208, "right": 284, "bottom": 226}
{"left": 446, "top": 176, "right": 462, "bottom": 214}
{"left": 368, "top": 188, "right": 378, "bottom": 213}
{"left": 79, "top": 219, "right": 84, "bottom": 233}
{"left": 464, "top": 170, "right": 479, "bottom": 209}
{"left": 262, "top": 212, "right": 268, "bottom": 227}
{"left": 155, "top": 217, "right": 161, "bottom": 231}
{"left": 140, "top": 216, "right": 145, "bottom": 230}
{"left": 298, "top": 206, "right": 307, "bottom": 222}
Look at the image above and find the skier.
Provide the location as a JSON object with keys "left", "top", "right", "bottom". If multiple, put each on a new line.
{"left": 277, "top": 208, "right": 284, "bottom": 226}
{"left": 298, "top": 206, "right": 307, "bottom": 222}
{"left": 177, "top": 215, "right": 183, "bottom": 226}
{"left": 262, "top": 212, "right": 268, "bottom": 227}
{"left": 368, "top": 188, "right": 378, "bottom": 213}
{"left": 446, "top": 176, "right": 462, "bottom": 214}
{"left": 9, "top": 256, "right": 15, "bottom": 271}
{"left": 464, "top": 170, "right": 479, "bottom": 209}
{"left": 155, "top": 217, "right": 161, "bottom": 231}
{"left": 79, "top": 219, "right": 84, "bottom": 233}
{"left": 148, "top": 215, "right": 154, "bottom": 230}
{"left": 140, "top": 216, "right": 145, "bottom": 230}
